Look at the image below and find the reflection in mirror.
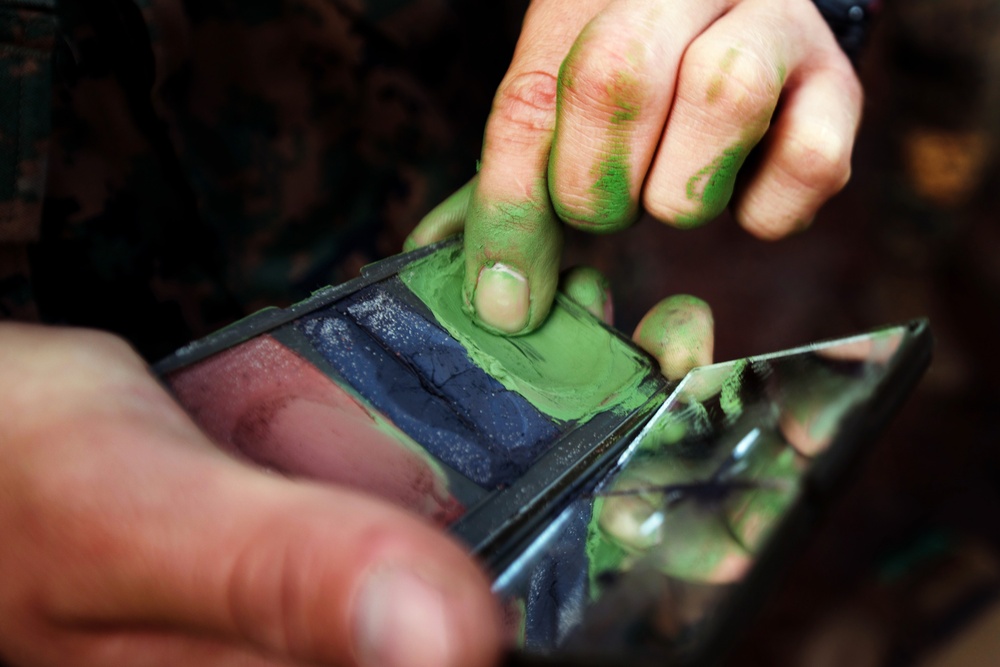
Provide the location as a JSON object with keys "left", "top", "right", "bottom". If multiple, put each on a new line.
{"left": 495, "top": 327, "right": 906, "bottom": 660}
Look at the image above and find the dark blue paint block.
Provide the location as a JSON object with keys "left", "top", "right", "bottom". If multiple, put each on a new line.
{"left": 296, "top": 281, "right": 562, "bottom": 488}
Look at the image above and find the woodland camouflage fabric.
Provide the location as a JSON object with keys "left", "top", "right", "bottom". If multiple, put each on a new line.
{"left": 0, "top": 0, "right": 519, "bottom": 358}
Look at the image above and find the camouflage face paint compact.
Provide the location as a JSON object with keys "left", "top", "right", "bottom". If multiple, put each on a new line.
{"left": 156, "top": 238, "right": 931, "bottom": 667}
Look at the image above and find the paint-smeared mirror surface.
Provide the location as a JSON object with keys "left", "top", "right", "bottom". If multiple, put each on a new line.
{"left": 495, "top": 327, "right": 906, "bottom": 660}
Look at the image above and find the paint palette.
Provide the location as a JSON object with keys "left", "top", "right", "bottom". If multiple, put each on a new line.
{"left": 159, "top": 239, "right": 668, "bottom": 538}
{"left": 156, "top": 238, "right": 931, "bottom": 666}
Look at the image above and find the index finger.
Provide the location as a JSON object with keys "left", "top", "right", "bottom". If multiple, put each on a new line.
{"left": 464, "top": 0, "right": 606, "bottom": 334}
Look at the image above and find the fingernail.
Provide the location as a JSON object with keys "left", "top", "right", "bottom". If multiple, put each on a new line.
{"left": 356, "top": 568, "right": 456, "bottom": 667}
{"left": 473, "top": 263, "right": 529, "bottom": 334}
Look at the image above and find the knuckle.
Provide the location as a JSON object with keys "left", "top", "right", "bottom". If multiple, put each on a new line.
{"left": 490, "top": 70, "right": 559, "bottom": 138}
{"left": 560, "top": 41, "right": 650, "bottom": 118}
{"left": 682, "top": 42, "right": 781, "bottom": 121}
{"left": 552, "top": 187, "right": 636, "bottom": 233}
{"left": 779, "top": 124, "right": 853, "bottom": 194}
{"left": 826, "top": 54, "right": 865, "bottom": 108}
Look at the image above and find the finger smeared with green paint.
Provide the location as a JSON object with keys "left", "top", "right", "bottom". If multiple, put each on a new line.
{"left": 648, "top": 42, "right": 782, "bottom": 228}
{"left": 644, "top": 0, "right": 816, "bottom": 230}
{"left": 405, "top": 177, "right": 477, "bottom": 251}
{"left": 677, "top": 138, "right": 760, "bottom": 228}
{"left": 548, "top": 3, "right": 716, "bottom": 233}
{"left": 560, "top": 266, "right": 614, "bottom": 324}
{"left": 458, "top": 0, "right": 600, "bottom": 334}
{"left": 549, "top": 35, "right": 643, "bottom": 232}
{"left": 462, "top": 182, "right": 563, "bottom": 335}
{"left": 406, "top": 172, "right": 564, "bottom": 334}
{"left": 722, "top": 431, "right": 802, "bottom": 554}
{"left": 633, "top": 295, "right": 714, "bottom": 381}
{"left": 777, "top": 364, "right": 879, "bottom": 457}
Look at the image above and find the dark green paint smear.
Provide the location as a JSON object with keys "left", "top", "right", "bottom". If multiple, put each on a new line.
{"left": 587, "top": 143, "right": 633, "bottom": 228}
{"left": 554, "top": 50, "right": 638, "bottom": 228}
{"left": 584, "top": 95, "right": 639, "bottom": 227}
{"left": 400, "top": 245, "right": 658, "bottom": 423}
{"left": 678, "top": 143, "right": 751, "bottom": 227}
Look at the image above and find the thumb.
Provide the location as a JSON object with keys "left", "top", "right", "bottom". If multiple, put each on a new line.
{"left": 52, "top": 425, "right": 502, "bottom": 667}
{"left": 6, "top": 330, "right": 501, "bottom": 667}
{"left": 460, "top": 1, "right": 606, "bottom": 335}
{"left": 159, "top": 472, "right": 503, "bottom": 667}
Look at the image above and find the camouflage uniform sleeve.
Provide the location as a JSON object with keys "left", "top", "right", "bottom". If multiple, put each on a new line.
{"left": 0, "top": 0, "right": 56, "bottom": 321}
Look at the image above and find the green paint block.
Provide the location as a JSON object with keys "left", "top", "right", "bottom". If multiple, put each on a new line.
{"left": 400, "top": 245, "right": 658, "bottom": 423}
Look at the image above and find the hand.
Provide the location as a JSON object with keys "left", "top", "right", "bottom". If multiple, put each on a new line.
{"left": 0, "top": 324, "right": 500, "bottom": 667}
{"left": 407, "top": 0, "right": 861, "bottom": 334}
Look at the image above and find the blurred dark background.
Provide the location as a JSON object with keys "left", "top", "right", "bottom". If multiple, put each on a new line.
{"left": 561, "top": 1, "right": 1000, "bottom": 664}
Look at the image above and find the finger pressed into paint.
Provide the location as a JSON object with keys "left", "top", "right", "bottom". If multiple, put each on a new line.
{"left": 733, "top": 59, "right": 862, "bottom": 240}
{"left": 632, "top": 295, "right": 714, "bottom": 380}
{"left": 549, "top": 0, "right": 729, "bottom": 233}
{"left": 559, "top": 265, "right": 614, "bottom": 324}
{"left": 465, "top": 0, "right": 605, "bottom": 334}
{"left": 468, "top": 68, "right": 564, "bottom": 334}
{"left": 644, "top": 0, "right": 816, "bottom": 228}
{"left": 405, "top": 177, "right": 477, "bottom": 251}
{"left": 463, "top": 185, "right": 563, "bottom": 334}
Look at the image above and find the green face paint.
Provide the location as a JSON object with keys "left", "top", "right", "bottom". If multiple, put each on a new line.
{"left": 641, "top": 399, "right": 710, "bottom": 448}
{"left": 462, "top": 184, "right": 564, "bottom": 332}
{"left": 678, "top": 143, "right": 752, "bottom": 227}
{"left": 400, "top": 244, "right": 658, "bottom": 423}
{"left": 679, "top": 46, "right": 785, "bottom": 226}
{"left": 589, "top": 78, "right": 640, "bottom": 227}
{"left": 461, "top": 184, "right": 562, "bottom": 335}
{"left": 705, "top": 47, "right": 740, "bottom": 105}
{"left": 592, "top": 449, "right": 753, "bottom": 582}
{"left": 586, "top": 138, "right": 634, "bottom": 228}
{"left": 586, "top": 497, "right": 630, "bottom": 599}
{"left": 563, "top": 277, "right": 604, "bottom": 313}
{"left": 552, "top": 41, "right": 640, "bottom": 230}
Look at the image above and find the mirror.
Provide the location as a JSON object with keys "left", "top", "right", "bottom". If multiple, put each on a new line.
{"left": 495, "top": 328, "right": 907, "bottom": 662}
